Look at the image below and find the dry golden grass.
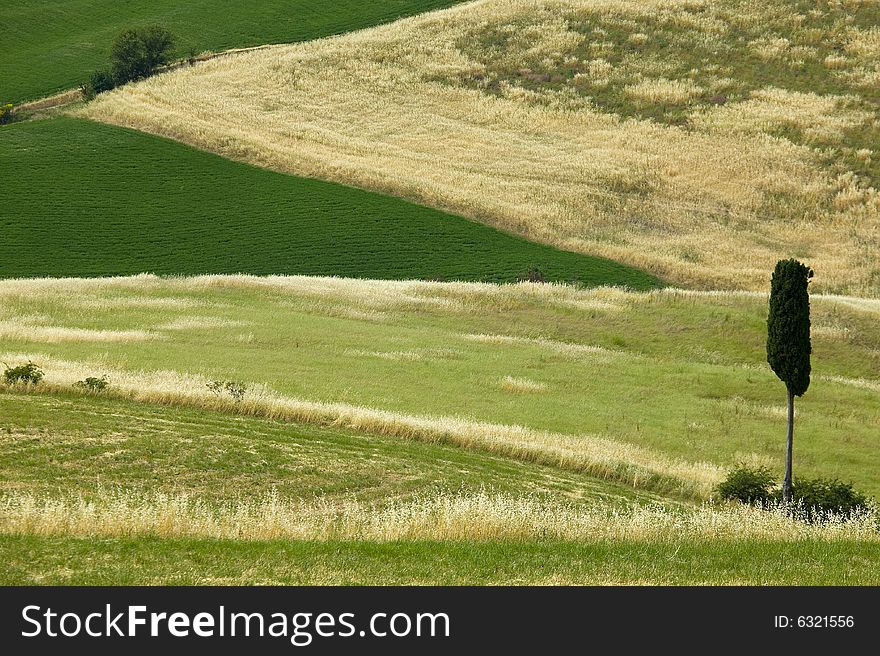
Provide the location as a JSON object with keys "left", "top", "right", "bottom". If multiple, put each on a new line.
{"left": 2, "top": 490, "right": 876, "bottom": 542}
{"left": 816, "top": 374, "right": 880, "bottom": 393}
{"left": 690, "top": 88, "right": 869, "bottom": 144}
{"left": 500, "top": 375, "right": 548, "bottom": 393}
{"left": 0, "top": 350, "right": 722, "bottom": 498}
{"left": 157, "top": 316, "right": 249, "bottom": 331}
{"left": 0, "top": 321, "right": 159, "bottom": 343}
{"left": 344, "top": 347, "right": 461, "bottom": 362}
{"left": 0, "top": 274, "right": 632, "bottom": 316}
{"left": 464, "top": 333, "right": 618, "bottom": 358}
{"left": 2, "top": 273, "right": 878, "bottom": 320}
{"left": 625, "top": 77, "right": 704, "bottom": 104}
{"left": 81, "top": 0, "right": 880, "bottom": 294}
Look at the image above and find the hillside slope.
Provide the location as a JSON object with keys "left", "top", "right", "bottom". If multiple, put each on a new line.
{"left": 0, "top": 392, "right": 648, "bottom": 505}
{"left": 1, "top": 275, "right": 878, "bottom": 584}
{"left": 84, "top": 0, "right": 880, "bottom": 294}
{"left": 1, "top": 275, "right": 877, "bottom": 496}
{"left": 0, "top": 117, "right": 657, "bottom": 288}
{"left": 0, "top": 0, "right": 468, "bottom": 102}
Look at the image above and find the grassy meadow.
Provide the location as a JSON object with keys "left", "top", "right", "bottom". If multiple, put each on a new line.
{"left": 0, "top": 275, "right": 878, "bottom": 585}
{"left": 0, "top": 275, "right": 877, "bottom": 497}
{"left": 1, "top": 0, "right": 468, "bottom": 103}
{"left": 4, "top": 537, "right": 880, "bottom": 585}
{"left": 83, "top": 0, "right": 880, "bottom": 293}
{"left": 0, "top": 117, "right": 656, "bottom": 288}
{"left": 0, "top": 392, "right": 650, "bottom": 507}
{"left": 2, "top": 0, "right": 879, "bottom": 587}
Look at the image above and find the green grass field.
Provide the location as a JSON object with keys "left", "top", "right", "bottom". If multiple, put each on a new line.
{"left": 1, "top": 276, "right": 877, "bottom": 496}
{"left": 3, "top": 0, "right": 878, "bottom": 587}
{"left": 1, "top": 0, "right": 468, "bottom": 103}
{"left": 1, "top": 385, "right": 877, "bottom": 585}
{"left": 1, "top": 278, "right": 878, "bottom": 583}
{"left": 0, "top": 118, "right": 657, "bottom": 287}
{"left": 0, "top": 392, "right": 649, "bottom": 506}
{"left": 4, "top": 536, "right": 879, "bottom": 585}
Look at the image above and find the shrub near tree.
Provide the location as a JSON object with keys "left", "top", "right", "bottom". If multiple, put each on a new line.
{"left": 82, "top": 25, "right": 175, "bottom": 98}
{"left": 766, "top": 259, "right": 812, "bottom": 505}
{"left": 715, "top": 465, "right": 775, "bottom": 506}
{"left": 111, "top": 25, "right": 175, "bottom": 84}
{"left": 715, "top": 465, "right": 871, "bottom": 522}
{"left": 0, "top": 103, "right": 13, "bottom": 125}
{"left": 87, "top": 70, "right": 117, "bottom": 98}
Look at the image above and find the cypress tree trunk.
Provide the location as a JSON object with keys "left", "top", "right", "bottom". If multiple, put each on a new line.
{"left": 782, "top": 388, "right": 794, "bottom": 504}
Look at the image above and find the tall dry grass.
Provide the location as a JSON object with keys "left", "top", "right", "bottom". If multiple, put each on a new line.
{"left": 3, "top": 274, "right": 877, "bottom": 318}
{"left": 1, "top": 490, "right": 876, "bottom": 542}
{"left": 81, "top": 0, "right": 880, "bottom": 294}
{"left": 0, "top": 321, "right": 159, "bottom": 343}
{"left": 0, "top": 351, "right": 721, "bottom": 498}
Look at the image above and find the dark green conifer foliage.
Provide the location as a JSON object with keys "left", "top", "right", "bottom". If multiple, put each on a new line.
{"left": 767, "top": 259, "right": 812, "bottom": 503}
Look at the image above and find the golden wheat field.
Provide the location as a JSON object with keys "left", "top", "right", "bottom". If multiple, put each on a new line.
{"left": 83, "top": 0, "right": 880, "bottom": 294}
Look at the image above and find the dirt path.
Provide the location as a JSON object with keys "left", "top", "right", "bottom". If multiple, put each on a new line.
{"left": 13, "top": 45, "right": 276, "bottom": 120}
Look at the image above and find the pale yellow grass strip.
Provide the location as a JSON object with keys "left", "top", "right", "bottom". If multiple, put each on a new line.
{"left": 812, "top": 324, "right": 851, "bottom": 340}
{"left": 500, "top": 376, "right": 547, "bottom": 393}
{"left": 0, "top": 275, "right": 874, "bottom": 315}
{"left": 464, "top": 333, "right": 620, "bottom": 358}
{"left": 157, "top": 317, "right": 249, "bottom": 331}
{"left": 657, "top": 287, "right": 880, "bottom": 315}
{"left": 0, "top": 322, "right": 159, "bottom": 343}
{"left": 0, "top": 352, "right": 721, "bottom": 498}
{"left": 0, "top": 275, "right": 629, "bottom": 313}
{"left": 1, "top": 491, "right": 876, "bottom": 542}
{"left": 344, "top": 348, "right": 461, "bottom": 362}
{"left": 817, "top": 375, "right": 880, "bottom": 393}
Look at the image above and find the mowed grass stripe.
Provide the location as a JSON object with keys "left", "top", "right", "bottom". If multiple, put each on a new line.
{"left": 0, "top": 392, "right": 651, "bottom": 506}
{"left": 1, "top": 0, "right": 470, "bottom": 103}
{"left": 3, "top": 536, "right": 880, "bottom": 585}
{"left": 0, "top": 118, "right": 659, "bottom": 288}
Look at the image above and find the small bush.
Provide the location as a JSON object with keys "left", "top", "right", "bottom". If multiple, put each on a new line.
{"left": 2, "top": 361, "right": 44, "bottom": 386}
{"left": 74, "top": 376, "right": 110, "bottom": 392}
{"left": 0, "top": 103, "right": 13, "bottom": 125}
{"left": 772, "top": 478, "right": 870, "bottom": 521}
{"left": 82, "top": 70, "right": 117, "bottom": 100}
{"left": 111, "top": 25, "right": 174, "bottom": 84}
{"left": 519, "top": 266, "right": 547, "bottom": 283}
{"left": 207, "top": 380, "right": 247, "bottom": 402}
{"left": 715, "top": 465, "right": 775, "bottom": 506}
{"left": 719, "top": 465, "right": 872, "bottom": 522}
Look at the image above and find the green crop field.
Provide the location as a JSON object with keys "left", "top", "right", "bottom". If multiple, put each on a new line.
{"left": 0, "top": 118, "right": 657, "bottom": 288}
{"left": 1, "top": 0, "right": 468, "bottom": 103}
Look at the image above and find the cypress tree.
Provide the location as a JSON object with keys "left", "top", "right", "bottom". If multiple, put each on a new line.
{"left": 766, "top": 259, "right": 812, "bottom": 504}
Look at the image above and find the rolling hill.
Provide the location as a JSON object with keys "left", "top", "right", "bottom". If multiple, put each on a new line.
{"left": 3, "top": 0, "right": 879, "bottom": 588}
{"left": 1, "top": 275, "right": 877, "bottom": 497}
{"left": 83, "top": 0, "right": 880, "bottom": 294}
{"left": 0, "top": 117, "right": 657, "bottom": 288}
{"left": 1, "top": 0, "right": 468, "bottom": 103}
{"left": 1, "top": 275, "right": 878, "bottom": 584}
